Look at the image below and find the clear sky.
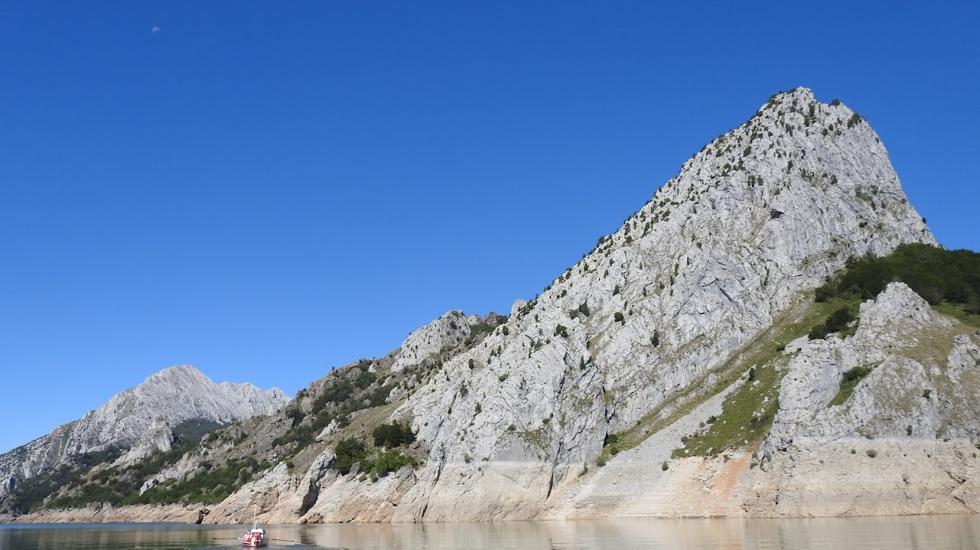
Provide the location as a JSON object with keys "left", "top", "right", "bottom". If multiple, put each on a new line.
{"left": 1, "top": 1, "right": 978, "bottom": 453}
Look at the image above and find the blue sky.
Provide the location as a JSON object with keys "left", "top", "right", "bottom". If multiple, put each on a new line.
{"left": 1, "top": 1, "right": 978, "bottom": 453}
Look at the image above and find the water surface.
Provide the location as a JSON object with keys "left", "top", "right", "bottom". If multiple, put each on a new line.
{"left": 2, "top": 515, "right": 979, "bottom": 549}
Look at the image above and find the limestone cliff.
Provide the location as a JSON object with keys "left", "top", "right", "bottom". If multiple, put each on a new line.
{"left": 8, "top": 88, "right": 977, "bottom": 524}
{"left": 199, "top": 88, "right": 968, "bottom": 523}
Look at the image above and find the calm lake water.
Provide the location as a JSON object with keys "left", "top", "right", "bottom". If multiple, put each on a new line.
{"left": 1, "top": 516, "right": 979, "bottom": 550}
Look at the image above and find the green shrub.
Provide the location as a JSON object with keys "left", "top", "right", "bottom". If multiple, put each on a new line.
{"left": 333, "top": 438, "right": 367, "bottom": 475}
{"left": 808, "top": 307, "right": 854, "bottom": 340}
{"left": 371, "top": 423, "right": 415, "bottom": 449}
{"left": 815, "top": 244, "right": 980, "bottom": 313}
{"left": 285, "top": 406, "right": 305, "bottom": 427}
{"left": 614, "top": 312, "right": 625, "bottom": 324}
{"left": 830, "top": 364, "right": 875, "bottom": 406}
{"left": 363, "top": 450, "right": 416, "bottom": 477}
{"left": 354, "top": 369, "right": 377, "bottom": 389}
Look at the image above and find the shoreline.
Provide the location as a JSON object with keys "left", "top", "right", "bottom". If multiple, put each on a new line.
{"left": 4, "top": 508, "right": 978, "bottom": 525}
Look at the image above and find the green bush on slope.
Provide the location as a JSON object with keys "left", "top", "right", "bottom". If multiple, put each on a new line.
{"left": 816, "top": 243, "right": 980, "bottom": 313}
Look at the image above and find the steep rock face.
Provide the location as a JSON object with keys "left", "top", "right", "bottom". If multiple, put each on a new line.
{"left": 388, "top": 88, "right": 934, "bottom": 517}
{"left": 0, "top": 365, "right": 287, "bottom": 497}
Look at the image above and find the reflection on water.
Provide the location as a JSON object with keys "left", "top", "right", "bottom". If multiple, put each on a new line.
{"left": 1, "top": 515, "right": 979, "bottom": 550}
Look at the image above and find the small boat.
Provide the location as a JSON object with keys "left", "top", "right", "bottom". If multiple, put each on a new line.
{"left": 240, "top": 525, "right": 268, "bottom": 547}
{"left": 240, "top": 508, "right": 269, "bottom": 547}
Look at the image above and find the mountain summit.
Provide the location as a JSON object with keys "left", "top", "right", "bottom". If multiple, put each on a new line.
{"left": 0, "top": 365, "right": 286, "bottom": 513}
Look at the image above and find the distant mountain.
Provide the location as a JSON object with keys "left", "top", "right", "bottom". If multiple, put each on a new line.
{"left": 7, "top": 88, "right": 978, "bottom": 524}
{"left": 0, "top": 365, "right": 287, "bottom": 514}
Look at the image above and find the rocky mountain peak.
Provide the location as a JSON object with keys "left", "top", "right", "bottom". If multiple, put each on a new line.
{"left": 398, "top": 87, "right": 935, "bottom": 478}
{"left": 0, "top": 364, "right": 288, "bottom": 495}
{"left": 145, "top": 364, "right": 210, "bottom": 384}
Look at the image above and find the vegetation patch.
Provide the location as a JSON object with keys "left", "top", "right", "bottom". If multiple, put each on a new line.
{"left": 372, "top": 422, "right": 415, "bottom": 448}
{"left": 6, "top": 448, "right": 122, "bottom": 513}
{"left": 808, "top": 306, "right": 857, "bottom": 340}
{"left": 130, "top": 456, "right": 271, "bottom": 506}
{"left": 933, "top": 303, "right": 980, "bottom": 329}
{"left": 815, "top": 243, "right": 980, "bottom": 314}
{"left": 672, "top": 362, "right": 782, "bottom": 458}
{"left": 331, "top": 436, "right": 416, "bottom": 478}
{"left": 829, "top": 364, "right": 876, "bottom": 406}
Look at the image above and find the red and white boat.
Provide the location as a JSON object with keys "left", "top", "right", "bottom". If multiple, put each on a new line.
{"left": 240, "top": 526, "right": 268, "bottom": 547}
{"left": 240, "top": 511, "right": 269, "bottom": 547}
